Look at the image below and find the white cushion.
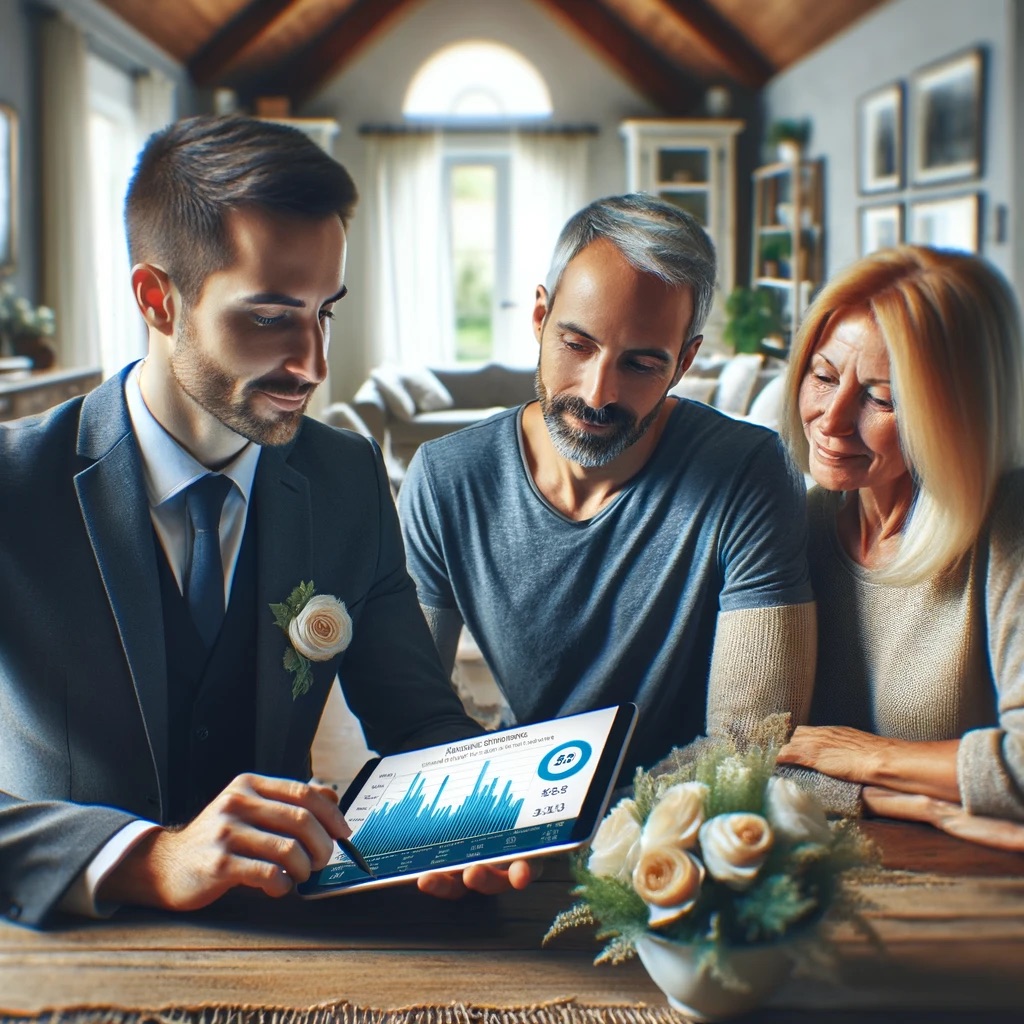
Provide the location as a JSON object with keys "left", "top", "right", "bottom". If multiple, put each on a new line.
{"left": 714, "top": 354, "right": 764, "bottom": 414}
{"left": 401, "top": 366, "right": 454, "bottom": 412}
{"left": 670, "top": 376, "right": 718, "bottom": 406}
{"left": 745, "top": 374, "right": 785, "bottom": 429}
{"left": 370, "top": 365, "right": 417, "bottom": 421}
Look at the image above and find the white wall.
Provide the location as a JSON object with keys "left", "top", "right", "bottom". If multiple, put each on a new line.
{"left": 763, "top": 0, "right": 1017, "bottom": 291}
{"left": 300, "top": 0, "right": 662, "bottom": 399}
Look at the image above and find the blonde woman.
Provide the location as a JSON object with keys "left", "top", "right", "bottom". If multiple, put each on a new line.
{"left": 775, "top": 245, "right": 1024, "bottom": 846}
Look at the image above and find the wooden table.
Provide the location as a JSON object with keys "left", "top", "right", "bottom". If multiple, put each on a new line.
{"left": 1, "top": 821, "right": 1023, "bottom": 1021}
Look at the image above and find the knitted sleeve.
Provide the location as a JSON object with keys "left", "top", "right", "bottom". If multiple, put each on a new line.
{"left": 958, "top": 471, "right": 1024, "bottom": 821}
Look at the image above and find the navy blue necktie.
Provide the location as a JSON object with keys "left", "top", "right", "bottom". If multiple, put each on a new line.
{"left": 185, "top": 473, "right": 233, "bottom": 648}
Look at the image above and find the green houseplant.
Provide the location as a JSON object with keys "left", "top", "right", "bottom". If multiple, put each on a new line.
{"left": 723, "top": 287, "right": 784, "bottom": 354}
{"left": 766, "top": 118, "right": 811, "bottom": 162}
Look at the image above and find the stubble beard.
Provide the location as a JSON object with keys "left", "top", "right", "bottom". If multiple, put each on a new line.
{"left": 170, "top": 316, "right": 314, "bottom": 447}
{"left": 534, "top": 368, "right": 664, "bottom": 469}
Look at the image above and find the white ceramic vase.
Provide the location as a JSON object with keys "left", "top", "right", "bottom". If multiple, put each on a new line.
{"left": 635, "top": 933, "right": 793, "bottom": 1022}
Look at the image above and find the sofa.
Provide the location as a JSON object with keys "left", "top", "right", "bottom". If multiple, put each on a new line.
{"left": 324, "top": 363, "right": 536, "bottom": 481}
{"left": 670, "top": 352, "right": 786, "bottom": 430}
{"left": 322, "top": 353, "right": 784, "bottom": 487}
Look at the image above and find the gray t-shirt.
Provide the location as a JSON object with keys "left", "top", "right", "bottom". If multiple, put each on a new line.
{"left": 399, "top": 398, "right": 812, "bottom": 769}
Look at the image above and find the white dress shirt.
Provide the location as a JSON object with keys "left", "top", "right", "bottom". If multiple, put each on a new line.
{"left": 61, "top": 362, "right": 262, "bottom": 916}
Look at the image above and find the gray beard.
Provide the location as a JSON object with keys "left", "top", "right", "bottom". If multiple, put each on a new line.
{"left": 535, "top": 369, "right": 663, "bottom": 468}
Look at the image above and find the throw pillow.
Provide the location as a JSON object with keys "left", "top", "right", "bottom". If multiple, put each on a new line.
{"left": 669, "top": 375, "right": 718, "bottom": 406}
{"left": 401, "top": 366, "right": 454, "bottom": 413}
{"left": 745, "top": 374, "right": 785, "bottom": 429}
{"left": 370, "top": 365, "right": 417, "bottom": 421}
{"left": 714, "top": 353, "right": 764, "bottom": 415}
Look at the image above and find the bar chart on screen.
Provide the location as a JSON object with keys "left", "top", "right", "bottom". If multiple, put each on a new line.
{"left": 317, "top": 708, "right": 618, "bottom": 886}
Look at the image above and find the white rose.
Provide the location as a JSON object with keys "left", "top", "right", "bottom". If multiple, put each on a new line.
{"left": 633, "top": 847, "right": 705, "bottom": 928}
{"left": 765, "top": 776, "right": 831, "bottom": 846}
{"left": 587, "top": 798, "right": 642, "bottom": 882}
{"left": 698, "top": 813, "right": 773, "bottom": 890}
{"left": 640, "top": 783, "right": 708, "bottom": 853}
{"left": 288, "top": 595, "right": 352, "bottom": 660}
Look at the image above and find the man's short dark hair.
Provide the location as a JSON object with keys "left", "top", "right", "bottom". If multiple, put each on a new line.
{"left": 125, "top": 115, "right": 358, "bottom": 305}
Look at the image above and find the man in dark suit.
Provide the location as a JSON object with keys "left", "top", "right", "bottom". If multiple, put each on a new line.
{"left": 0, "top": 116, "right": 525, "bottom": 928}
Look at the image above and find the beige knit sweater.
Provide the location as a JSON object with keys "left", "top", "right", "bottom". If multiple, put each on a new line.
{"left": 804, "top": 469, "right": 1024, "bottom": 821}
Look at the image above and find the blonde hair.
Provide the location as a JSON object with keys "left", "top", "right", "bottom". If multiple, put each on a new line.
{"left": 781, "top": 245, "right": 1024, "bottom": 586}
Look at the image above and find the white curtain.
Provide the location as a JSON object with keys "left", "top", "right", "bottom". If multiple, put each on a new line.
{"left": 134, "top": 69, "right": 176, "bottom": 144}
{"left": 366, "top": 133, "right": 454, "bottom": 366}
{"left": 41, "top": 15, "right": 100, "bottom": 370}
{"left": 498, "top": 132, "right": 589, "bottom": 365}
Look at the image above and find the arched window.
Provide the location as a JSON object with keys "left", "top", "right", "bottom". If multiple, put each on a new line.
{"left": 403, "top": 40, "right": 552, "bottom": 120}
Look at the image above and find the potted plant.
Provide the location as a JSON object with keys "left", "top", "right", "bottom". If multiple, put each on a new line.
{"left": 766, "top": 118, "right": 811, "bottom": 163}
{"left": 0, "top": 282, "right": 57, "bottom": 368}
{"left": 723, "top": 287, "right": 784, "bottom": 354}
{"left": 759, "top": 235, "right": 792, "bottom": 279}
{"left": 545, "top": 716, "right": 876, "bottom": 1021}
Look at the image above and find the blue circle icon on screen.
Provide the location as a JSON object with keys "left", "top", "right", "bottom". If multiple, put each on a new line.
{"left": 538, "top": 740, "right": 592, "bottom": 780}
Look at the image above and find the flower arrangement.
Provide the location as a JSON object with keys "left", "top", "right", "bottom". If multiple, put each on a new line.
{"left": 545, "top": 716, "right": 875, "bottom": 989}
{"left": 270, "top": 580, "right": 352, "bottom": 699}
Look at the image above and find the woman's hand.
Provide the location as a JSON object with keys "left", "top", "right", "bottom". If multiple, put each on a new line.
{"left": 778, "top": 725, "right": 962, "bottom": 803}
{"left": 863, "top": 786, "right": 1024, "bottom": 852}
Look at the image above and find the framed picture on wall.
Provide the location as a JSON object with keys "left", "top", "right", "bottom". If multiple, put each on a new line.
{"left": 859, "top": 203, "right": 903, "bottom": 256}
{"left": 911, "top": 49, "right": 984, "bottom": 185}
{"left": 0, "top": 103, "right": 16, "bottom": 274}
{"left": 858, "top": 83, "right": 902, "bottom": 193}
{"left": 909, "top": 193, "right": 980, "bottom": 253}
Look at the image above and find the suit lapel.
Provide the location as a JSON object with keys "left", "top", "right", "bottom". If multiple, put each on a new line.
{"left": 74, "top": 368, "right": 169, "bottom": 808}
{"left": 253, "top": 440, "right": 315, "bottom": 777}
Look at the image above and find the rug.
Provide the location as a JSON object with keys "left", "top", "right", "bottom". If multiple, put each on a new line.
{"left": 0, "top": 1001, "right": 684, "bottom": 1024}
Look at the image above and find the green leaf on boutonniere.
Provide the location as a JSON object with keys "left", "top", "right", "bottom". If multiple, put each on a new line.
{"left": 270, "top": 580, "right": 316, "bottom": 631}
{"left": 283, "top": 646, "right": 313, "bottom": 699}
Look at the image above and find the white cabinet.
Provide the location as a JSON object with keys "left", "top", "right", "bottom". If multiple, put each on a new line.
{"left": 620, "top": 119, "right": 744, "bottom": 298}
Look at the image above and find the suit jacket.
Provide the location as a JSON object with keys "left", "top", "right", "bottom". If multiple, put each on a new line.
{"left": 0, "top": 365, "right": 480, "bottom": 927}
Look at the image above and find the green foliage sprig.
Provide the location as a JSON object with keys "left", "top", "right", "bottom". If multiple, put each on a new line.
{"left": 270, "top": 580, "right": 316, "bottom": 699}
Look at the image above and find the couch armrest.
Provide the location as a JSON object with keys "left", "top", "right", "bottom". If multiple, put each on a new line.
{"left": 351, "top": 379, "right": 387, "bottom": 444}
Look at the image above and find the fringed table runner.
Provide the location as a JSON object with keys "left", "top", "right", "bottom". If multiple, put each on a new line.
{"left": 0, "top": 1001, "right": 685, "bottom": 1024}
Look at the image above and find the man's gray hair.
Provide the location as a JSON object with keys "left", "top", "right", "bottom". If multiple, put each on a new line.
{"left": 544, "top": 193, "right": 717, "bottom": 342}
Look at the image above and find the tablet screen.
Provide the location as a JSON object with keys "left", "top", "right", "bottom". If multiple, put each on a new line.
{"left": 298, "top": 703, "right": 636, "bottom": 898}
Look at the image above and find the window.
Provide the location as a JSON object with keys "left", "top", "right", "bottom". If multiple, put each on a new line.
{"left": 86, "top": 54, "right": 144, "bottom": 375}
{"left": 447, "top": 155, "right": 510, "bottom": 361}
{"left": 403, "top": 41, "right": 552, "bottom": 120}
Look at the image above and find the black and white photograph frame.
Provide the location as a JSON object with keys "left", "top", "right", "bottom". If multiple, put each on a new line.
{"left": 859, "top": 203, "right": 903, "bottom": 257}
{"left": 911, "top": 49, "right": 984, "bottom": 186}
{"left": 858, "top": 83, "right": 902, "bottom": 194}
{"left": 908, "top": 193, "right": 980, "bottom": 253}
{"left": 0, "top": 103, "right": 16, "bottom": 274}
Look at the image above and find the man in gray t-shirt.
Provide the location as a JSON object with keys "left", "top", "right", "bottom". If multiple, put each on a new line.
{"left": 399, "top": 195, "right": 816, "bottom": 774}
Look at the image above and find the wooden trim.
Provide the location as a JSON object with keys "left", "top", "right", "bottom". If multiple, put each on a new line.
{"left": 659, "top": 0, "right": 775, "bottom": 88}
{"left": 254, "top": 0, "right": 422, "bottom": 108}
{"left": 188, "top": 0, "right": 296, "bottom": 86}
{"left": 530, "top": 0, "right": 700, "bottom": 114}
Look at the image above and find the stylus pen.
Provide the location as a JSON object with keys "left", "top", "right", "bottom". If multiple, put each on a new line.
{"left": 339, "top": 835, "right": 376, "bottom": 877}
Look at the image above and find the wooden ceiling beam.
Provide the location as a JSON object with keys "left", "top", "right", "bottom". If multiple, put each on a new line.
{"left": 659, "top": 0, "right": 775, "bottom": 88}
{"left": 531, "top": 0, "right": 701, "bottom": 115}
{"left": 188, "top": 0, "right": 296, "bottom": 86}
{"left": 250, "top": 0, "right": 421, "bottom": 107}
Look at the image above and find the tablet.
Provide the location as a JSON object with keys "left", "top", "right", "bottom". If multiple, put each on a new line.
{"left": 297, "top": 703, "right": 637, "bottom": 898}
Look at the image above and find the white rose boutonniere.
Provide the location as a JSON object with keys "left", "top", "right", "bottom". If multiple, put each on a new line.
{"left": 270, "top": 580, "right": 352, "bottom": 699}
